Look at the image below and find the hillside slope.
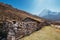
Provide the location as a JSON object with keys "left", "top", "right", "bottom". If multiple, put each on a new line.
{"left": 21, "top": 26, "right": 60, "bottom": 40}
{"left": 0, "top": 2, "right": 50, "bottom": 40}
{"left": 0, "top": 2, "right": 45, "bottom": 22}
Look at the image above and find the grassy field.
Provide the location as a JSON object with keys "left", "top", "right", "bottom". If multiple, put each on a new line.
{"left": 20, "top": 26, "right": 60, "bottom": 40}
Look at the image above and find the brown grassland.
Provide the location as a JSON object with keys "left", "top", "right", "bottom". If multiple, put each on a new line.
{"left": 21, "top": 26, "right": 60, "bottom": 40}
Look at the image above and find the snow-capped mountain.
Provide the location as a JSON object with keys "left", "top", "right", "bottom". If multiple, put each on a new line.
{"left": 39, "top": 9, "right": 60, "bottom": 21}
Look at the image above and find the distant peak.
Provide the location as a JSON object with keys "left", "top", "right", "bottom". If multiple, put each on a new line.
{"left": 43, "top": 9, "right": 51, "bottom": 12}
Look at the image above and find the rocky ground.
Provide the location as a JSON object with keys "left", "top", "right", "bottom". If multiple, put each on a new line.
{"left": 0, "top": 20, "right": 47, "bottom": 40}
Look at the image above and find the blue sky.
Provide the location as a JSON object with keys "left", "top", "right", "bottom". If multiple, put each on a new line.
{"left": 0, "top": 0, "right": 60, "bottom": 16}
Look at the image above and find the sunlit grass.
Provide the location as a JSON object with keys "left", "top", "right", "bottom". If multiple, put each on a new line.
{"left": 20, "top": 26, "right": 60, "bottom": 40}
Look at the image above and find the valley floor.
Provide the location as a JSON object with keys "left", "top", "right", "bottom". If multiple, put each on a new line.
{"left": 20, "top": 26, "right": 60, "bottom": 40}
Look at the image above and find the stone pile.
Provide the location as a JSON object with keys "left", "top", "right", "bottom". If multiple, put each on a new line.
{"left": 0, "top": 19, "right": 50, "bottom": 40}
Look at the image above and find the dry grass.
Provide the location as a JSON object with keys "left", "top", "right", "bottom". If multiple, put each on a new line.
{"left": 20, "top": 26, "right": 60, "bottom": 40}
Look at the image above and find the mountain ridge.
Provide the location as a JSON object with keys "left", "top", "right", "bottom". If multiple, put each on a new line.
{"left": 39, "top": 9, "right": 60, "bottom": 21}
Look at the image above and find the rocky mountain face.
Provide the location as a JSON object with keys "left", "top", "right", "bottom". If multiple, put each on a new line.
{"left": 0, "top": 3, "right": 50, "bottom": 40}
